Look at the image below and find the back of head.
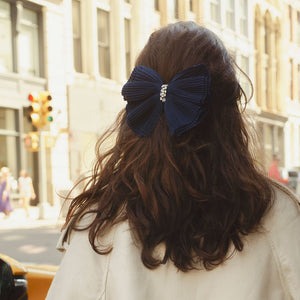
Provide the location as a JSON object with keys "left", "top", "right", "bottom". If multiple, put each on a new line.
{"left": 67, "top": 22, "right": 273, "bottom": 272}
{"left": 137, "top": 22, "right": 239, "bottom": 105}
{"left": 120, "top": 22, "right": 247, "bottom": 172}
{"left": 1, "top": 167, "right": 9, "bottom": 178}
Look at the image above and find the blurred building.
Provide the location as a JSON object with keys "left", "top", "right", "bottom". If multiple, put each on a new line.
{"left": 254, "top": 0, "right": 300, "bottom": 171}
{"left": 283, "top": 1, "right": 300, "bottom": 171}
{"left": 0, "top": 0, "right": 69, "bottom": 206}
{"left": 0, "top": 0, "right": 299, "bottom": 207}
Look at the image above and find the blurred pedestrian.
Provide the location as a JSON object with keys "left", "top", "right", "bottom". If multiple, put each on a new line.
{"left": 47, "top": 22, "right": 300, "bottom": 300}
{"left": 268, "top": 154, "right": 289, "bottom": 184}
{"left": 18, "top": 169, "right": 36, "bottom": 217}
{"left": 0, "top": 167, "right": 13, "bottom": 218}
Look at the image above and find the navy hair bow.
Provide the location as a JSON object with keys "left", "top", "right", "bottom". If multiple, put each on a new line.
{"left": 121, "top": 63, "right": 211, "bottom": 137}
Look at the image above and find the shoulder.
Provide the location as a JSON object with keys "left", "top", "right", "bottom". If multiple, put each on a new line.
{"left": 262, "top": 180, "right": 300, "bottom": 242}
{"left": 47, "top": 212, "right": 115, "bottom": 300}
{"left": 57, "top": 209, "right": 114, "bottom": 251}
{"left": 263, "top": 180, "right": 300, "bottom": 230}
{"left": 261, "top": 180, "right": 300, "bottom": 298}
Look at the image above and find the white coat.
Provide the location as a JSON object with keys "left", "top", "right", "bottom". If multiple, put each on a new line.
{"left": 46, "top": 182, "right": 300, "bottom": 300}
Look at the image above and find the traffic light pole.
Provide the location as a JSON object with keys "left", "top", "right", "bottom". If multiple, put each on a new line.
{"left": 27, "top": 91, "right": 53, "bottom": 219}
{"left": 38, "top": 131, "right": 49, "bottom": 219}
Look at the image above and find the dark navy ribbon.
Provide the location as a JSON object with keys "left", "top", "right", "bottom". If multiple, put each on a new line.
{"left": 121, "top": 63, "right": 211, "bottom": 137}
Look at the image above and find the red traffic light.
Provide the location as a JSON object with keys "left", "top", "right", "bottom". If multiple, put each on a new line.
{"left": 28, "top": 92, "right": 39, "bottom": 102}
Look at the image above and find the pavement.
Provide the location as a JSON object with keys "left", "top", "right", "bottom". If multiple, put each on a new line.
{"left": 0, "top": 204, "right": 65, "bottom": 230}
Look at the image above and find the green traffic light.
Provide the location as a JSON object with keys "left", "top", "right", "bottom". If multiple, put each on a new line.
{"left": 47, "top": 116, "right": 53, "bottom": 122}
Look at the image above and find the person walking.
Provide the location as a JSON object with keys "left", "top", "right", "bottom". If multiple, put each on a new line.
{"left": 0, "top": 167, "right": 13, "bottom": 218}
{"left": 18, "top": 169, "right": 36, "bottom": 217}
{"left": 268, "top": 154, "right": 289, "bottom": 185}
{"left": 46, "top": 22, "right": 300, "bottom": 300}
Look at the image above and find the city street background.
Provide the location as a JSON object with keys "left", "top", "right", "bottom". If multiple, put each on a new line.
{"left": 0, "top": 0, "right": 300, "bottom": 271}
{"left": 0, "top": 206, "right": 63, "bottom": 265}
{"left": 0, "top": 226, "right": 62, "bottom": 266}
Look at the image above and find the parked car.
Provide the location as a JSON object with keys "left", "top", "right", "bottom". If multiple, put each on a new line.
{"left": 0, "top": 253, "right": 57, "bottom": 300}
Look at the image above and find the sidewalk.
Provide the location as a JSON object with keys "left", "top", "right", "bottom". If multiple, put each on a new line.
{"left": 0, "top": 205, "right": 64, "bottom": 230}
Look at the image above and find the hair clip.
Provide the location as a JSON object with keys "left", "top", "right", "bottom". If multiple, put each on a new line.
{"left": 122, "top": 64, "right": 211, "bottom": 137}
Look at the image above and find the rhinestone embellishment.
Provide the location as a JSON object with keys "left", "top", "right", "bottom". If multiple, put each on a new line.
{"left": 160, "top": 84, "right": 168, "bottom": 102}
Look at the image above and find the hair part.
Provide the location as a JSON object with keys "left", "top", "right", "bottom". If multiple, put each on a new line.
{"left": 65, "top": 22, "right": 273, "bottom": 271}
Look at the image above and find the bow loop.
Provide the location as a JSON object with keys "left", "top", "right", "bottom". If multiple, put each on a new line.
{"left": 122, "top": 65, "right": 163, "bottom": 103}
{"left": 122, "top": 64, "right": 211, "bottom": 137}
{"left": 166, "top": 64, "right": 211, "bottom": 136}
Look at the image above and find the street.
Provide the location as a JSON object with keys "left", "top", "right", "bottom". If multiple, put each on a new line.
{"left": 0, "top": 225, "right": 62, "bottom": 266}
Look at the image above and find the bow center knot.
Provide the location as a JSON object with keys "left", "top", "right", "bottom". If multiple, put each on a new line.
{"left": 160, "top": 84, "right": 168, "bottom": 102}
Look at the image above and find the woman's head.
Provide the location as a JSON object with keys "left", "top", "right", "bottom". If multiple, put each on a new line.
{"left": 136, "top": 21, "right": 240, "bottom": 104}
{"left": 20, "top": 170, "right": 28, "bottom": 177}
{"left": 118, "top": 22, "right": 252, "bottom": 185}
{"left": 120, "top": 22, "right": 247, "bottom": 150}
{"left": 66, "top": 22, "right": 272, "bottom": 272}
{"left": 1, "top": 167, "right": 9, "bottom": 178}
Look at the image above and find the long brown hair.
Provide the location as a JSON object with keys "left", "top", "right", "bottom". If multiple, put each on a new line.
{"left": 65, "top": 22, "right": 273, "bottom": 271}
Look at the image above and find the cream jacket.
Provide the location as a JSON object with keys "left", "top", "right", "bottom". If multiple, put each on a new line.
{"left": 46, "top": 182, "right": 300, "bottom": 300}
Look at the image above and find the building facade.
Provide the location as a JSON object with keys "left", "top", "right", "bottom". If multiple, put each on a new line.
{"left": 283, "top": 0, "right": 300, "bottom": 170}
{"left": 0, "top": 0, "right": 299, "bottom": 208}
{"left": 0, "top": 0, "right": 69, "bottom": 206}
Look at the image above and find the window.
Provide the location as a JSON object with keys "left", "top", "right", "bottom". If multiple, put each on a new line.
{"left": 264, "top": 28, "right": 268, "bottom": 54}
{"left": 0, "top": 108, "right": 20, "bottom": 177}
{"left": 174, "top": 0, "right": 179, "bottom": 19}
{"left": 274, "top": 26, "right": 279, "bottom": 59}
{"left": 264, "top": 15, "right": 271, "bottom": 55}
{"left": 0, "top": 1, "right": 41, "bottom": 76}
{"left": 154, "top": 0, "right": 159, "bottom": 11}
{"left": 239, "top": 0, "right": 248, "bottom": 36}
{"left": 0, "top": 107, "right": 18, "bottom": 131}
{"left": 226, "top": 0, "right": 235, "bottom": 30}
{"left": 169, "top": 0, "right": 179, "bottom": 19}
{"left": 18, "top": 8, "right": 40, "bottom": 76}
{"left": 0, "top": 1, "right": 13, "bottom": 72}
{"left": 97, "top": 9, "right": 111, "bottom": 79}
{"left": 210, "top": 0, "right": 220, "bottom": 23}
{"left": 72, "top": 0, "right": 83, "bottom": 73}
{"left": 240, "top": 55, "right": 250, "bottom": 97}
{"left": 298, "top": 64, "right": 300, "bottom": 101}
{"left": 189, "top": 0, "right": 193, "bottom": 12}
{"left": 289, "top": 59, "right": 293, "bottom": 99}
{"left": 297, "top": 12, "right": 300, "bottom": 45}
{"left": 124, "top": 18, "right": 131, "bottom": 78}
{"left": 289, "top": 5, "right": 293, "bottom": 41}
{"left": 263, "top": 65, "right": 268, "bottom": 105}
{"left": 254, "top": 12, "right": 259, "bottom": 50}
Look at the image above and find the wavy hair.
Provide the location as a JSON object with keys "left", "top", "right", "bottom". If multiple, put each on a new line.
{"left": 64, "top": 22, "right": 273, "bottom": 271}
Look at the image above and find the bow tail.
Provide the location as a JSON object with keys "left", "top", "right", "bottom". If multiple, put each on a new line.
{"left": 126, "top": 96, "right": 162, "bottom": 137}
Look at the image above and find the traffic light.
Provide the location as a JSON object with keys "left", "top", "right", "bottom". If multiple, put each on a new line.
{"left": 40, "top": 91, "right": 53, "bottom": 124}
{"left": 27, "top": 91, "right": 53, "bottom": 128}
{"left": 24, "top": 132, "right": 39, "bottom": 152}
{"left": 28, "top": 92, "right": 42, "bottom": 128}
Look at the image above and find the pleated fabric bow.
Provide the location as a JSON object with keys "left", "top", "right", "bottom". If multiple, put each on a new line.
{"left": 121, "top": 63, "right": 211, "bottom": 137}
